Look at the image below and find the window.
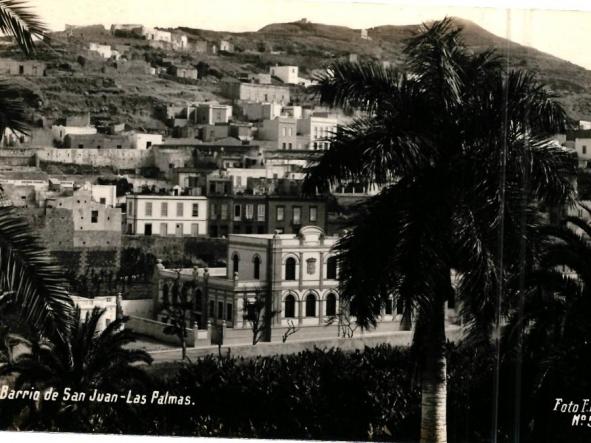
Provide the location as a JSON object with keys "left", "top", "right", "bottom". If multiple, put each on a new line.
{"left": 161, "top": 202, "right": 168, "bottom": 217}
{"left": 306, "top": 258, "right": 316, "bottom": 275}
{"left": 99, "top": 198, "right": 106, "bottom": 205}
{"left": 245, "top": 204, "right": 254, "bottom": 220}
{"left": 209, "top": 300, "right": 214, "bottom": 318}
{"left": 192, "top": 203, "right": 199, "bottom": 217}
{"left": 284, "top": 294, "right": 296, "bottom": 318}
{"left": 305, "top": 293, "right": 316, "bottom": 317}
{"left": 309, "top": 206, "right": 318, "bottom": 222}
{"left": 175, "top": 224, "right": 183, "bottom": 236}
{"left": 144, "top": 223, "right": 152, "bottom": 235}
{"left": 327, "top": 256, "right": 337, "bottom": 280}
{"left": 282, "top": 142, "right": 286, "bottom": 149}
{"left": 232, "top": 254, "right": 239, "bottom": 274}
{"left": 285, "top": 257, "right": 296, "bottom": 280}
{"left": 226, "top": 303, "right": 233, "bottom": 321}
{"left": 326, "top": 293, "right": 337, "bottom": 317}
{"left": 253, "top": 255, "right": 261, "bottom": 279}
{"left": 191, "top": 224, "right": 199, "bottom": 235}
{"left": 234, "top": 204, "right": 242, "bottom": 220}
{"left": 584, "top": 145, "right": 588, "bottom": 155}
{"left": 293, "top": 207, "right": 301, "bottom": 224}
{"left": 145, "top": 202, "right": 152, "bottom": 217}
{"left": 160, "top": 223, "right": 168, "bottom": 235}
{"left": 91, "top": 210, "right": 98, "bottom": 223}
{"left": 282, "top": 127, "right": 287, "bottom": 137}
{"left": 288, "top": 143, "right": 292, "bottom": 150}
{"left": 257, "top": 204, "right": 265, "bottom": 221}
{"left": 276, "top": 206, "right": 285, "bottom": 221}
{"left": 210, "top": 203, "right": 217, "bottom": 219}
{"left": 218, "top": 302, "right": 224, "bottom": 320}
{"left": 221, "top": 204, "right": 229, "bottom": 220}
{"left": 176, "top": 202, "right": 184, "bottom": 217}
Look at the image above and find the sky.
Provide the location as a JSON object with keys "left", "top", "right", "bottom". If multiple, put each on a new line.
{"left": 25, "top": 0, "right": 591, "bottom": 69}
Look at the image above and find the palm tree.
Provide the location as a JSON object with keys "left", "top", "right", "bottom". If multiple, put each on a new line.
{"left": 0, "top": 2, "right": 74, "bottom": 343}
{"left": 0, "top": 306, "right": 153, "bottom": 430}
{"left": 304, "top": 18, "right": 575, "bottom": 442}
{"left": 0, "top": 208, "right": 73, "bottom": 344}
{"left": 501, "top": 209, "right": 591, "bottom": 440}
{"left": 0, "top": 0, "right": 47, "bottom": 135}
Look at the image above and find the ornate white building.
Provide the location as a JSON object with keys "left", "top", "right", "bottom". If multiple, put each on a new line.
{"left": 153, "top": 226, "right": 403, "bottom": 341}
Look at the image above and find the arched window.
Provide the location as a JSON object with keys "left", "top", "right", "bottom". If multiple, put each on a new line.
{"left": 285, "top": 257, "right": 296, "bottom": 281}
{"left": 305, "top": 293, "right": 316, "bottom": 317}
{"left": 326, "top": 293, "right": 337, "bottom": 317}
{"left": 253, "top": 255, "right": 261, "bottom": 280}
{"left": 284, "top": 294, "right": 296, "bottom": 318}
{"left": 326, "top": 256, "right": 337, "bottom": 280}
{"left": 232, "top": 253, "right": 239, "bottom": 274}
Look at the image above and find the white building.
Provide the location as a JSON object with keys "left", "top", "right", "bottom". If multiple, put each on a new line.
{"left": 171, "top": 34, "right": 188, "bottom": 50}
{"left": 126, "top": 194, "right": 208, "bottom": 236}
{"left": 219, "top": 40, "right": 233, "bottom": 52}
{"left": 225, "top": 166, "right": 303, "bottom": 191}
{"left": 574, "top": 136, "right": 591, "bottom": 167}
{"left": 79, "top": 182, "right": 117, "bottom": 207}
{"left": 194, "top": 103, "right": 233, "bottom": 125}
{"left": 297, "top": 114, "right": 338, "bottom": 150}
{"left": 88, "top": 43, "right": 116, "bottom": 59}
{"left": 241, "top": 102, "right": 282, "bottom": 121}
{"left": 71, "top": 295, "right": 118, "bottom": 332}
{"left": 141, "top": 26, "right": 172, "bottom": 43}
{"left": 131, "top": 133, "right": 163, "bottom": 150}
{"left": 270, "top": 65, "right": 299, "bottom": 84}
{"left": 51, "top": 125, "right": 97, "bottom": 143}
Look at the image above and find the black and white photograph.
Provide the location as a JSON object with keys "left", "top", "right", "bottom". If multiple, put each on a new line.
{"left": 0, "top": 0, "right": 590, "bottom": 441}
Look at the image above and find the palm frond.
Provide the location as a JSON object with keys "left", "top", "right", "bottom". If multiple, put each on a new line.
{"left": 403, "top": 17, "right": 465, "bottom": 111}
{"left": 311, "top": 61, "right": 406, "bottom": 113}
{"left": 0, "top": 0, "right": 47, "bottom": 55}
{"left": 0, "top": 207, "right": 73, "bottom": 344}
{"left": 0, "top": 81, "right": 30, "bottom": 136}
{"left": 303, "top": 115, "right": 436, "bottom": 193}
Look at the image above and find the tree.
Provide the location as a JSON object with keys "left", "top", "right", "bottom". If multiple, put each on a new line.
{"left": 0, "top": 306, "right": 153, "bottom": 431}
{"left": 501, "top": 210, "right": 591, "bottom": 440}
{"left": 244, "top": 290, "right": 277, "bottom": 345}
{"left": 161, "top": 278, "right": 193, "bottom": 360}
{"left": 0, "top": 2, "right": 74, "bottom": 343}
{"left": 304, "top": 18, "right": 575, "bottom": 442}
{"left": 0, "top": 208, "right": 73, "bottom": 344}
{"left": 0, "top": 0, "right": 47, "bottom": 136}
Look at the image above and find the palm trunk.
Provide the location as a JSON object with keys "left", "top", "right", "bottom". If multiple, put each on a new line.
{"left": 420, "top": 300, "right": 447, "bottom": 443}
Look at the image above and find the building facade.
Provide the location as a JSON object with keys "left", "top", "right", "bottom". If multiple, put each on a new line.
{"left": 126, "top": 194, "right": 208, "bottom": 236}
{"left": 270, "top": 65, "right": 299, "bottom": 84}
{"left": 207, "top": 195, "right": 327, "bottom": 237}
{"left": 221, "top": 82, "right": 290, "bottom": 104}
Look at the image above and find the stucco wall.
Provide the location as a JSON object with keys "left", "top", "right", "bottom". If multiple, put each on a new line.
{"left": 37, "top": 148, "right": 152, "bottom": 169}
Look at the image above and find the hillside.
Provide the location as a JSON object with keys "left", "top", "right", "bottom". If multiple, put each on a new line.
{"left": 3, "top": 17, "right": 591, "bottom": 131}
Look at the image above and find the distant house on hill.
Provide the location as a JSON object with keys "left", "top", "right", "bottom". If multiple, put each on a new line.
{"left": 0, "top": 58, "right": 46, "bottom": 76}
{"left": 219, "top": 40, "right": 233, "bottom": 52}
{"left": 168, "top": 65, "right": 198, "bottom": 80}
